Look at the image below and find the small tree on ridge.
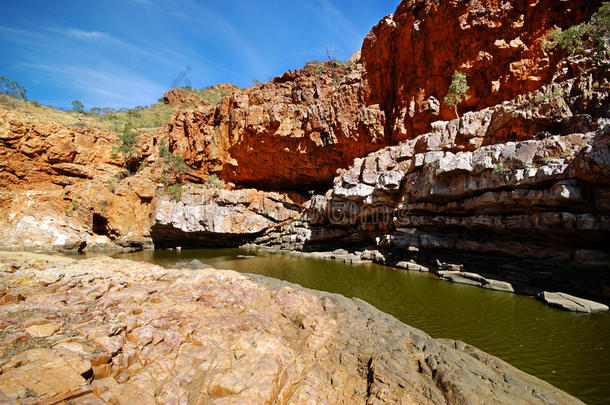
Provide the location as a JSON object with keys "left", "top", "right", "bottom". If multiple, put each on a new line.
{"left": 71, "top": 100, "right": 85, "bottom": 113}
{"left": 112, "top": 122, "right": 140, "bottom": 174}
{"left": 444, "top": 71, "right": 470, "bottom": 119}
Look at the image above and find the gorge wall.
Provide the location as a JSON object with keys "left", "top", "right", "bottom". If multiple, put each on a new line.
{"left": 166, "top": 0, "right": 600, "bottom": 190}
{"left": 362, "top": 0, "right": 601, "bottom": 139}
{"left": 0, "top": 0, "right": 608, "bottom": 304}
{"left": 293, "top": 62, "right": 610, "bottom": 302}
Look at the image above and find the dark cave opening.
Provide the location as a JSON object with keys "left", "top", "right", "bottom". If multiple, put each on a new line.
{"left": 92, "top": 213, "right": 110, "bottom": 235}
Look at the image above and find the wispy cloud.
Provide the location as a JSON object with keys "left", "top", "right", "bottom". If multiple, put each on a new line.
{"left": 305, "top": 0, "right": 362, "bottom": 55}
{"left": 177, "top": 0, "right": 271, "bottom": 76}
{"left": 22, "top": 62, "right": 167, "bottom": 107}
{"left": 2, "top": 25, "right": 185, "bottom": 74}
{"left": 66, "top": 28, "right": 113, "bottom": 41}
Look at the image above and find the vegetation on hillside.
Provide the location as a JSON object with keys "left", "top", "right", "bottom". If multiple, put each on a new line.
{"left": 543, "top": 2, "right": 609, "bottom": 57}
{"left": 0, "top": 92, "right": 176, "bottom": 132}
{"left": 203, "top": 174, "right": 225, "bottom": 189}
{"left": 0, "top": 77, "right": 27, "bottom": 100}
{"left": 71, "top": 100, "right": 85, "bottom": 113}
{"left": 175, "top": 84, "right": 239, "bottom": 106}
{"left": 92, "top": 103, "right": 175, "bottom": 132}
{"left": 0, "top": 79, "right": 240, "bottom": 133}
{"left": 155, "top": 140, "right": 189, "bottom": 201}
{"left": 112, "top": 122, "right": 140, "bottom": 173}
{"left": 157, "top": 140, "right": 188, "bottom": 184}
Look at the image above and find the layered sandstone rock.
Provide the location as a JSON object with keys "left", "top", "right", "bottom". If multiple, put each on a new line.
{"left": 151, "top": 185, "right": 301, "bottom": 247}
{"left": 0, "top": 251, "right": 585, "bottom": 404}
{"left": 297, "top": 61, "right": 610, "bottom": 301}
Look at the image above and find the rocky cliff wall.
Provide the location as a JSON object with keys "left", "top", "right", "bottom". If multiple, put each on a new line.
{"left": 166, "top": 0, "right": 599, "bottom": 191}
{"left": 362, "top": 0, "right": 601, "bottom": 139}
{"left": 167, "top": 61, "right": 387, "bottom": 191}
{"left": 0, "top": 110, "right": 159, "bottom": 251}
{"left": 275, "top": 60, "right": 610, "bottom": 302}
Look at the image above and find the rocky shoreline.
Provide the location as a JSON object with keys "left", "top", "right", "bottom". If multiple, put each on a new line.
{"left": 0, "top": 251, "right": 586, "bottom": 404}
{"left": 241, "top": 245, "right": 609, "bottom": 313}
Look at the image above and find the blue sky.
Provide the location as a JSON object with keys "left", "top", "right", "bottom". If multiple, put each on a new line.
{"left": 0, "top": 0, "right": 398, "bottom": 110}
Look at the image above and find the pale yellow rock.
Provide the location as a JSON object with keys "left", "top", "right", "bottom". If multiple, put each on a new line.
{"left": 0, "top": 349, "right": 90, "bottom": 403}
{"left": 25, "top": 321, "right": 62, "bottom": 337}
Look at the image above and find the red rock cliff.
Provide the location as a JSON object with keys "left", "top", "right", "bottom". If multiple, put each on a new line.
{"left": 361, "top": 0, "right": 600, "bottom": 140}
{"left": 168, "top": 0, "right": 599, "bottom": 191}
{"left": 167, "top": 61, "right": 386, "bottom": 191}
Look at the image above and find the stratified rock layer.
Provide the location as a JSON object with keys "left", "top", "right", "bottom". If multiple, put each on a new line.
{"left": 151, "top": 185, "right": 301, "bottom": 247}
{"left": 0, "top": 252, "right": 584, "bottom": 404}
{"left": 299, "top": 61, "right": 610, "bottom": 301}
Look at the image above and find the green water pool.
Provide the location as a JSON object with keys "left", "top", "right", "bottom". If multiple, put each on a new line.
{"left": 112, "top": 248, "right": 610, "bottom": 404}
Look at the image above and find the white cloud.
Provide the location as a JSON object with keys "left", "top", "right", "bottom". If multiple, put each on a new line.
{"left": 23, "top": 62, "right": 167, "bottom": 108}
{"left": 306, "top": 0, "right": 362, "bottom": 55}
{"left": 66, "top": 28, "right": 114, "bottom": 41}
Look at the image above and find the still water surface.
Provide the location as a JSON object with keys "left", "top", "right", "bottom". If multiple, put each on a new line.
{"left": 113, "top": 248, "right": 610, "bottom": 405}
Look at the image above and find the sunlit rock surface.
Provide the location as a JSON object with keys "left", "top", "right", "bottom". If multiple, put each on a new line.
{"left": 0, "top": 252, "right": 584, "bottom": 404}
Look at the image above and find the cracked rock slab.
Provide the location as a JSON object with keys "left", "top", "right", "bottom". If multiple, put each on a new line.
{"left": 0, "top": 251, "right": 585, "bottom": 404}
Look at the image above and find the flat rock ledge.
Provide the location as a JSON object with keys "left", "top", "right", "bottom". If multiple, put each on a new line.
{"left": 0, "top": 252, "right": 583, "bottom": 404}
{"left": 252, "top": 247, "right": 610, "bottom": 313}
{"left": 539, "top": 292, "right": 610, "bottom": 313}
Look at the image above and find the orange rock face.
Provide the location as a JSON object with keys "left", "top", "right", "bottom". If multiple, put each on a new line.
{"left": 167, "top": 61, "right": 387, "bottom": 191}
{"left": 0, "top": 109, "right": 157, "bottom": 250}
{"left": 167, "top": 0, "right": 599, "bottom": 191}
{"left": 361, "top": 0, "right": 600, "bottom": 140}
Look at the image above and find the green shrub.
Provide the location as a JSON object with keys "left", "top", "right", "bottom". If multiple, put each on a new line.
{"left": 494, "top": 163, "right": 506, "bottom": 174}
{"left": 444, "top": 71, "right": 470, "bottom": 118}
{"left": 543, "top": 3, "right": 609, "bottom": 56}
{"left": 72, "top": 100, "right": 85, "bottom": 113}
{"left": 0, "top": 76, "right": 27, "bottom": 100}
{"left": 543, "top": 87, "right": 567, "bottom": 101}
{"left": 112, "top": 122, "right": 140, "bottom": 173}
{"left": 204, "top": 174, "right": 225, "bottom": 189}
{"left": 168, "top": 183, "right": 182, "bottom": 201}
{"left": 313, "top": 68, "right": 323, "bottom": 75}
{"left": 158, "top": 140, "right": 187, "bottom": 184}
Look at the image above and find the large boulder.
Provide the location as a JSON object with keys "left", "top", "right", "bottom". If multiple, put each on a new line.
{"left": 151, "top": 186, "right": 301, "bottom": 247}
